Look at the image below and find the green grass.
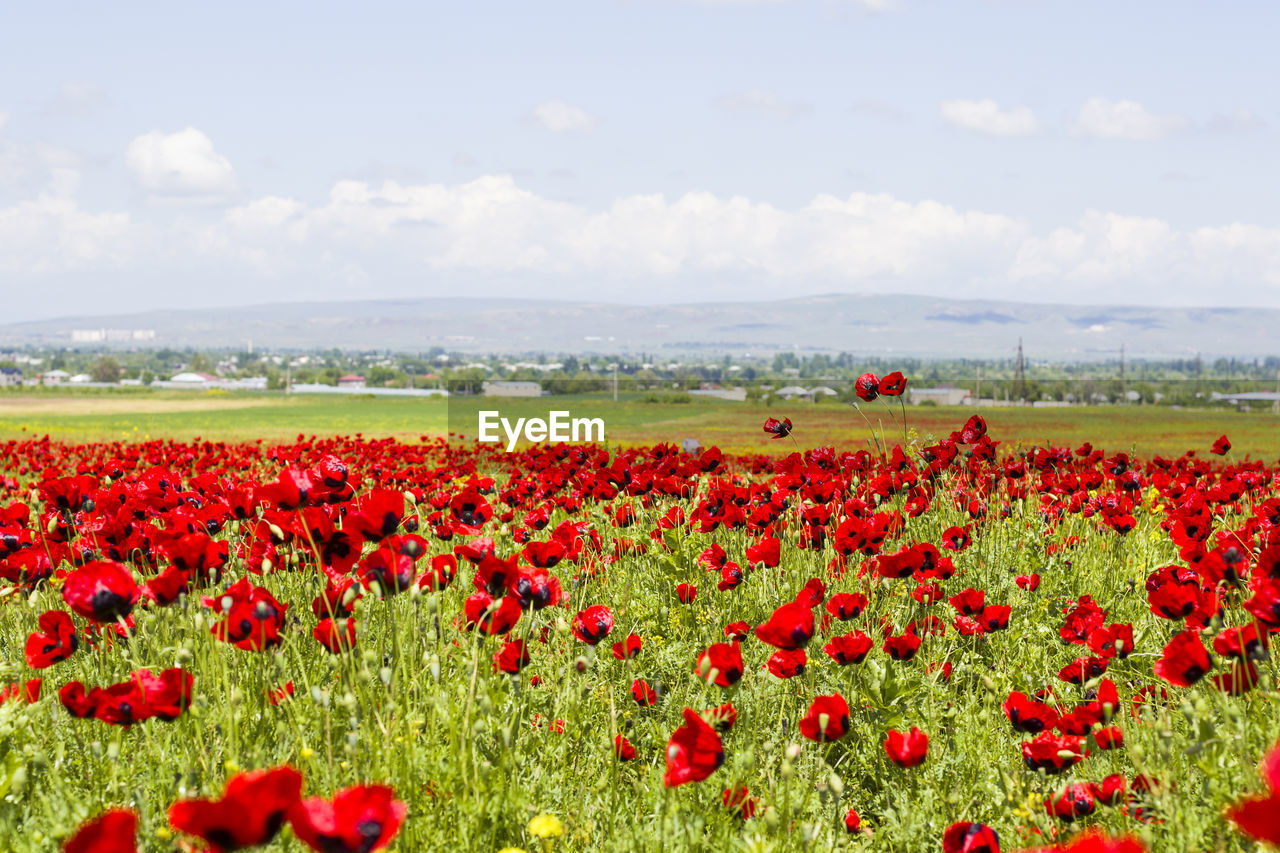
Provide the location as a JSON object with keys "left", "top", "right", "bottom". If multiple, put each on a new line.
{"left": 3, "top": 389, "right": 1279, "bottom": 461}
{"left": 1, "top": 445, "right": 1274, "bottom": 851}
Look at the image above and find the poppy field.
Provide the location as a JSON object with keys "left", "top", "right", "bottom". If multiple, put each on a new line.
{"left": 4, "top": 372, "right": 1280, "bottom": 852}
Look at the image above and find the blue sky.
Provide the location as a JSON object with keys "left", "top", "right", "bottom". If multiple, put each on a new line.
{"left": 2, "top": 0, "right": 1278, "bottom": 321}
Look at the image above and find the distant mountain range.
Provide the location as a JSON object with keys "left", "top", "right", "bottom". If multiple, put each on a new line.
{"left": 1, "top": 294, "right": 1274, "bottom": 360}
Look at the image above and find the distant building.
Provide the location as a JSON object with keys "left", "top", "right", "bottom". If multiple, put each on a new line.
{"left": 0, "top": 367, "right": 21, "bottom": 387}
{"left": 810, "top": 386, "right": 839, "bottom": 398}
{"left": 68, "top": 373, "right": 92, "bottom": 383}
{"left": 773, "top": 385, "right": 813, "bottom": 401}
{"left": 71, "top": 328, "right": 156, "bottom": 343}
{"left": 41, "top": 369, "right": 70, "bottom": 385}
{"left": 483, "top": 381, "right": 543, "bottom": 397}
{"left": 909, "top": 386, "right": 970, "bottom": 406}
{"left": 689, "top": 386, "right": 747, "bottom": 402}
{"left": 169, "top": 372, "right": 217, "bottom": 386}
{"left": 337, "top": 374, "right": 366, "bottom": 389}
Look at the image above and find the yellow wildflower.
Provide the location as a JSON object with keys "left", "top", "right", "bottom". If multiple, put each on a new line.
{"left": 528, "top": 814, "right": 564, "bottom": 838}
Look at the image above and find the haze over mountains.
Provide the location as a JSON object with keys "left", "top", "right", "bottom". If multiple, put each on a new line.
{"left": 1, "top": 294, "right": 1272, "bottom": 361}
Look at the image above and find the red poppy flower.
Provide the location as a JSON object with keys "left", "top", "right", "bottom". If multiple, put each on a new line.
{"left": 844, "top": 808, "right": 861, "bottom": 832}
{"left": 943, "top": 822, "right": 1000, "bottom": 853}
{"left": 463, "top": 592, "right": 522, "bottom": 635}
{"left": 716, "top": 563, "right": 744, "bottom": 592}
{"left": 766, "top": 648, "right": 806, "bottom": 678}
{"left": 65, "top": 808, "right": 137, "bottom": 853}
{"left": 357, "top": 547, "right": 418, "bottom": 595}
{"left": 884, "top": 727, "right": 928, "bottom": 767}
{"left": 663, "top": 707, "right": 724, "bottom": 787}
{"left": 449, "top": 490, "right": 492, "bottom": 535}
{"left": 572, "top": 605, "right": 614, "bottom": 645}
{"left": 494, "top": 639, "right": 532, "bottom": 673}
{"left": 722, "top": 786, "right": 758, "bottom": 819}
{"left": 62, "top": 561, "right": 140, "bottom": 624}
{"left": 754, "top": 601, "right": 815, "bottom": 650}
{"left": 25, "top": 610, "right": 78, "bottom": 668}
{"left": 883, "top": 631, "right": 921, "bottom": 661}
{"left": 168, "top": 765, "right": 304, "bottom": 851}
{"left": 344, "top": 489, "right": 406, "bottom": 542}
{"left": 823, "top": 631, "right": 873, "bottom": 665}
{"left": 1227, "top": 739, "right": 1280, "bottom": 844}
{"left": 697, "top": 640, "right": 744, "bottom": 687}
{"left": 1003, "top": 691, "right": 1059, "bottom": 735}
{"left": 509, "top": 566, "right": 564, "bottom": 610}
{"left": 612, "top": 632, "right": 643, "bottom": 660}
{"left": 1021, "top": 733, "right": 1085, "bottom": 774}
{"left": 949, "top": 588, "right": 986, "bottom": 615}
{"left": 1154, "top": 629, "right": 1212, "bottom": 687}
{"left": 746, "top": 537, "right": 781, "bottom": 567}
{"left": 762, "top": 417, "right": 793, "bottom": 439}
{"left": 1093, "top": 726, "right": 1123, "bottom": 749}
{"left": 958, "top": 415, "right": 987, "bottom": 444}
{"left": 878, "top": 371, "right": 908, "bottom": 396}
{"left": 826, "top": 592, "right": 869, "bottom": 620}
{"left": 313, "top": 617, "right": 357, "bottom": 653}
{"left": 1091, "top": 774, "right": 1127, "bottom": 807}
{"left": 1211, "top": 435, "right": 1231, "bottom": 455}
{"left": 631, "top": 679, "right": 658, "bottom": 707}
{"left": 614, "top": 734, "right": 636, "bottom": 761}
{"left": 208, "top": 579, "right": 288, "bottom": 651}
{"left": 1019, "top": 830, "right": 1148, "bottom": 853}
{"left": 522, "top": 539, "right": 566, "bottom": 569}
{"left": 799, "top": 693, "right": 850, "bottom": 742}
{"left": 1058, "top": 656, "right": 1109, "bottom": 684}
{"left": 702, "top": 703, "right": 738, "bottom": 732}
{"left": 417, "top": 554, "right": 457, "bottom": 592}
{"left": 854, "top": 373, "right": 879, "bottom": 402}
{"left": 1016, "top": 573, "right": 1041, "bottom": 591}
{"left": 676, "top": 583, "right": 698, "bottom": 604}
{"left": 1047, "top": 783, "right": 1097, "bottom": 822}
{"left": 288, "top": 785, "right": 407, "bottom": 853}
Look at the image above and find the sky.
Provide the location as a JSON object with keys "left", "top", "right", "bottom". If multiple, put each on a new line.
{"left": 2, "top": 0, "right": 1279, "bottom": 322}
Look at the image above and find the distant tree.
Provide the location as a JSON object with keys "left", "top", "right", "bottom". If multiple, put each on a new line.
{"left": 368, "top": 366, "right": 398, "bottom": 386}
{"left": 90, "top": 357, "right": 122, "bottom": 383}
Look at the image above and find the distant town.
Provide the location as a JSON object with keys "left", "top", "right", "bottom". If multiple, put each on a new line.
{"left": 2, "top": 344, "right": 1279, "bottom": 411}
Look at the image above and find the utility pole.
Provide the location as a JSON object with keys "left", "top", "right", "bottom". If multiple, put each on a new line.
{"left": 285, "top": 358, "right": 291, "bottom": 394}
{"left": 975, "top": 364, "right": 982, "bottom": 405}
{"left": 612, "top": 363, "right": 618, "bottom": 402}
{"left": 1015, "top": 338, "right": 1026, "bottom": 403}
{"left": 1119, "top": 343, "right": 1126, "bottom": 404}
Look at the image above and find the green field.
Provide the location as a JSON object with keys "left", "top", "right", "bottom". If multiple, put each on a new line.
{"left": 2, "top": 389, "right": 1277, "bottom": 459}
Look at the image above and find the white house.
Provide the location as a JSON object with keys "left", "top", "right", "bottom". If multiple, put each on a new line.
{"left": 482, "top": 381, "right": 543, "bottom": 397}
{"left": 909, "top": 387, "right": 970, "bottom": 406}
{"left": 773, "top": 385, "right": 813, "bottom": 401}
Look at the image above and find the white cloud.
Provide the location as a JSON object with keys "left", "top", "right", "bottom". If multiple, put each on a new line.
{"left": 0, "top": 111, "right": 8, "bottom": 131}
{"left": 528, "top": 100, "right": 596, "bottom": 133}
{"left": 125, "top": 127, "right": 238, "bottom": 199}
{"left": 6, "top": 174, "right": 1280, "bottom": 310}
{"left": 0, "top": 194, "right": 134, "bottom": 274}
{"left": 715, "top": 89, "right": 812, "bottom": 119}
{"left": 1074, "top": 98, "right": 1186, "bottom": 140}
{"left": 940, "top": 99, "right": 1039, "bottom": 137}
